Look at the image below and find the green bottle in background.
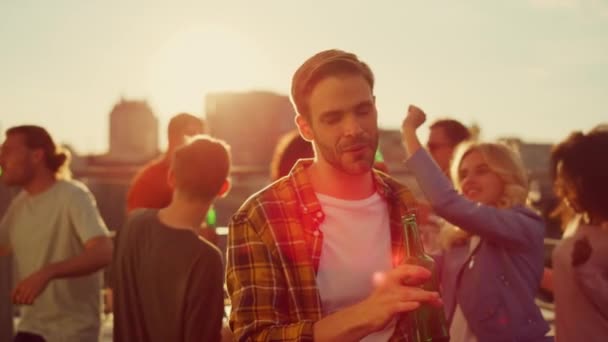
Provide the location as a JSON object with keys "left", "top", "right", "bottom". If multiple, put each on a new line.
{"left": 375, "top": 149, "right": 384, "bottom": 162}
{"left": 402, "top": 209, "right": 450, "bottom": 342}
{"left": 206, "top": 205, "right": 217, "bottom": 228}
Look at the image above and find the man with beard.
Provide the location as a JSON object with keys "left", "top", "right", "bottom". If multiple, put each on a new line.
{"left": 0, "top": 126, "right": 112, "bottom": 342}
{"left": 225, "top": 50, "right": 442, "bottom": 341}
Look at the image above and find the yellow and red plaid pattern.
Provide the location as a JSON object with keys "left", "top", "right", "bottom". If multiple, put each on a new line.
{"left": 226, "top": 159, "right": 419, "bottom": 341}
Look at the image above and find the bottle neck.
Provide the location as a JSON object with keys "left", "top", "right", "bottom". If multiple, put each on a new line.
{"left": 402, "top": 210, "right": 424, "bottom": 255}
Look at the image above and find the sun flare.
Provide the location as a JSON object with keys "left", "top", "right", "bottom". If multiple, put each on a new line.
{"left": 145, "top": 26, "right": 268, "bottom": 118}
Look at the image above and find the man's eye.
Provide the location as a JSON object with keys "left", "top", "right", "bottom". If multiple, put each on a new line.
{"left": 356, "top": 107, "right": 371, "bottom": 115}
{"left": 324, "top": 115, "right": 340, "bottom": 124}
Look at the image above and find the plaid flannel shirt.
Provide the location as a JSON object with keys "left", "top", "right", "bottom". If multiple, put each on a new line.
{"left": 226, "top": 159, "right": 419, "bottom": 341}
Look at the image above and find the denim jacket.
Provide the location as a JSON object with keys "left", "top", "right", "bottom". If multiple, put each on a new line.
{"left": 406, "top": 150, "right": 551, "bottom": 342}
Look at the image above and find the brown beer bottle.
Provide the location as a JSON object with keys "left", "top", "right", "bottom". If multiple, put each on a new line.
{"left": 402, "top": 210, "right": 450, "bottom": 342}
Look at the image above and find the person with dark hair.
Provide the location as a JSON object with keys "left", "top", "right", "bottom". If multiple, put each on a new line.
{"left": 126, "top": 112, "right": 205, "bottom": 212}
{"left": 113, "top": 135, "right": 230, "bottom": 342}
{"left": 550, "top": 129, "right": 608, "bottom": 342}
{"left": 427, "top": 119, "right": 471, "bottom": 174}
{"left": 226, "top": 49, "right": 442, "bottom": 341}
{"left": 421, "top": 119, "right": 472, "bottom": 254}
{"left": 0, "top": 125, "right": 112, "bottom": 342}
{"left": 270, "top": 129, "right": 314, "bottom": 181}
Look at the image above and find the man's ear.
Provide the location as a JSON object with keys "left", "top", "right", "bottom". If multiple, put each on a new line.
{"left": 30, "top": 149, "right": 44, "bottom": 166}
{"left": 295, "top": 114, "right": 314, "bottom": 142}
{"left": 217, "top": 179, "right": 231, "bottom": 198}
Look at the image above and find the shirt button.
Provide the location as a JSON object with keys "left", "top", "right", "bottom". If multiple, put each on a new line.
{"left": 313, "top": 230, "right": 320, "bottom": 237}
{"left": 316, "top": 212, "right": 323, "bottom": 218}
{"left": 468, "top": 259, "right": 475, "bottom": 269}
{"left": 301, "top": 206, "right": 308, "bottom": 213}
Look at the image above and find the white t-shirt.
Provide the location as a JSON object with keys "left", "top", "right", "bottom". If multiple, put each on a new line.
{"left": 0, "top": 180, "right": 109, "bottom": 342}
{"left": 315, "top": 192, "right": 395, "bottom": 342}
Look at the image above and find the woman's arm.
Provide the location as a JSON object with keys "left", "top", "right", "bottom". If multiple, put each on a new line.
{"left": 401, "top": 106, "right": 544, "bottom": 249}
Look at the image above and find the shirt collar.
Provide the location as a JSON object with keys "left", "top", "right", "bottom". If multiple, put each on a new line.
{"left": 287, "top": 159, "right": 395, "bottom": 218}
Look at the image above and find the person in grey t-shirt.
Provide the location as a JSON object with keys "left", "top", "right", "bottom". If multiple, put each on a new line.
{"left": 0, "top": 125, "right": 113, "bottom": 342}
{"left": 113, "top": 135, "right": 230, "bottom": 342}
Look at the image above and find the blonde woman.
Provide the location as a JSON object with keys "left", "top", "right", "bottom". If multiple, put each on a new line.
{"left": 402, "top": 106, "right": 551, "bottom": 342}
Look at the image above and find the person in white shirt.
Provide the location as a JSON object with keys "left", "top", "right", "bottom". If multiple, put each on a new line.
{"left": 0, "top": 125, "right": 112, "bottom": 342}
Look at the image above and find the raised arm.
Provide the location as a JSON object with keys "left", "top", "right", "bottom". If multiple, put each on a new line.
{"left": 401, "top": 106, "right": 544, "bottom": 249}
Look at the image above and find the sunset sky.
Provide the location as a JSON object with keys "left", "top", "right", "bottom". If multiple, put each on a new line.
{"left": 1, "top": 0, "right": 607, "bottom": 153}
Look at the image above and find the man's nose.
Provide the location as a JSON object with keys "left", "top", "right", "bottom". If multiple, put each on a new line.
{"left": 343, "top": 115, "right": 364, "bottom": 137}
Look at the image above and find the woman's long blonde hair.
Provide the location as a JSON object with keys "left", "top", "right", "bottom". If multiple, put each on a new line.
{"left": 439, "top": 141, "right": 530, "bottom": 249}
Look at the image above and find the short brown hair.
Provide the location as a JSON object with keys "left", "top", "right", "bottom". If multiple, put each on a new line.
{"left": 291, "top": 49, "right": 374, "bottom": 119}
{"left": 430, "top": 119, "right": 471, "bottom": 146}
{"left": 167, "top": 113, "right": 205, "bottom": 147}
{"left": 171, "top": 135, "right": 230, "bottom": 201}
{"left": 551, "top": 130, "right": 608, "bottom": 221}
{"left": 6, "top": 125, "right": 71, "bottom": 178}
